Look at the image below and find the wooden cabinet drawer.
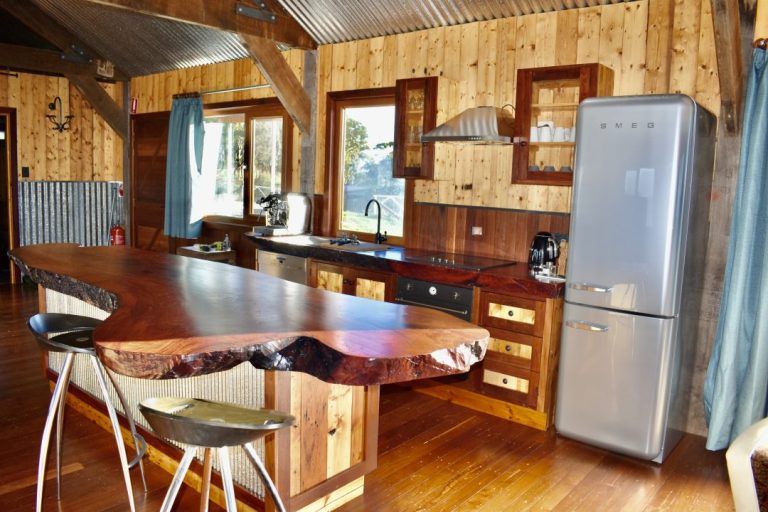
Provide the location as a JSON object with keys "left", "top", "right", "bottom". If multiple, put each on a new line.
{"left": 486, "top": 327, "right": 541, "bottom": 372}
{"left": 480, "top": 292, "right": 546, "bottom": 337}
{"left": 481, "top": 357, "right": 539, "bottom": 408}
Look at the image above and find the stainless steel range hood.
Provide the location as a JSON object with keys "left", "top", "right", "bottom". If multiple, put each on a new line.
{"left": 421, "top": 106, "right": 515, "bottom": 144}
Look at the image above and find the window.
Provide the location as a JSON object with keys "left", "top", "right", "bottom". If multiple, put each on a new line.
{"left": 327, "top": 89, "right": 405, "bottom": 243}
{"left": 200, "top": 101, "right": 291, "bottom": 220}
{"left": 202, "top": 113, "right": 245, "bottom": 217}
{"left": 249, "top": 115, "right": 283, "bottom": 214}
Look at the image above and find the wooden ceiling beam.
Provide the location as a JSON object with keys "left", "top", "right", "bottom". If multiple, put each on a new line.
{"left": 81, "top": 0, "right": 317, "bottom": 50}
{"left": 238, "top": 33, "right": 311, "bottom": 133}
{"left": 65, "top": 73, "right": 128, "bottom": 140}
{"left": 0, "top": 0, "right": 128, "bottom": 81}
{"left": 710, "top": 0, "right": 744, "bottom": 133}
{"left": 0, "top": 43, "right": 96, "bottom": 77}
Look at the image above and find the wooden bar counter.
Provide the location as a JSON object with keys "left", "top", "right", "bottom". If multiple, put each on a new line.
{"left": 10, "top": 244, "right": 488, "bottom": 511}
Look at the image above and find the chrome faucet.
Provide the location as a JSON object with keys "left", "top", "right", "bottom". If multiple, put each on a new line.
{"left": 364, "top": 199, "right": 387, "bottom": 245}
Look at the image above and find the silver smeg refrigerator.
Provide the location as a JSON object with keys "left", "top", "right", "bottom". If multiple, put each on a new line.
{"left": 555, "top": 95, "right": 716, "bottom": 463}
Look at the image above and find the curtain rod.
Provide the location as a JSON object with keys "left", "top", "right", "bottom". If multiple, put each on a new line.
{"left": 201, "top": 84, "right": 272, "bottom": 96}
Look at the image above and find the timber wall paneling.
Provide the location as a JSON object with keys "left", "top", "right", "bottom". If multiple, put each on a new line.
{"left": 132, "top": 0, "right": 720, "bottom": 215}
{"left": 0, "top": 72, "right": 123, "bottom": 182}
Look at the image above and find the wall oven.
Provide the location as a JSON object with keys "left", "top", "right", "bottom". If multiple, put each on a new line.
{"left": 395, "top": 277, "right": 473, "bottom": 321}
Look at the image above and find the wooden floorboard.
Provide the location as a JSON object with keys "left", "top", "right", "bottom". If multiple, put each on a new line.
{"left": 0, "top": 283, "right": 223, "bottom": 511}
{"left": 0, "top": 283, "right": 735, "bottom": 511}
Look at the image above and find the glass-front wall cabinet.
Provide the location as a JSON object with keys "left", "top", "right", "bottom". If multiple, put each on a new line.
{"left": 512, "top": 64, "right": 613, "bottom": 186}
{"left": 393, "top": 77, "right": 438, "bottom": 179}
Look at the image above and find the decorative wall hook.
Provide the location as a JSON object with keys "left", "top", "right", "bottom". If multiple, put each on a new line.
{"left": 46, "top": 96, "right": 74, "bottom": 132}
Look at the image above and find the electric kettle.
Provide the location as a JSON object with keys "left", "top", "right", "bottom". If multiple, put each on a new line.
{"left": 528, "top": 232, "right": 559, "bottom": 275}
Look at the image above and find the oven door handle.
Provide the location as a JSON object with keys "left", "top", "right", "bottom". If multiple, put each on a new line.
{"left": 395, "top": 297, "right": 469, "bottom": 317}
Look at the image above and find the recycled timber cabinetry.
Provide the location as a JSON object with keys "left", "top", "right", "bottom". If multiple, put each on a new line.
{"left": 309, "top": 260, "right": 396, "bottom": 302}
{"left": 393, "top": 76, "right": 439, "bottom": 179}
{"left": 512, "top": 63, "right": 613, "bottom": 186}
{"left": 415, "top": 290, "right": 563, "bottom": 431}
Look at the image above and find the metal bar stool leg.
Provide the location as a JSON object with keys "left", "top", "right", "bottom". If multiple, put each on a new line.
{"left": 90, "top": 357, "right": 137, "bottom": 512}
{"left": 54, "top": 354, "right": 73, "bottom": 501}
{"left": 200, "top": 448, "right": 213, "bottom": 512}
{"left": 243, "top": 442, "right": 287, "bottom": 512}
{"left": 218, "top": 446, "right": 238, "bottom": 512}
{"left": 160, "top": 446, "right": 197, "bottom": 512}
{"left": 37, "top": 352, "right": 75, "bottom": 512}
{"left": 106, "top": 366, "right": 148, "bottom": 492}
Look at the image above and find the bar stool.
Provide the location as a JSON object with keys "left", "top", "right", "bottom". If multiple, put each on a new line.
{"left": 27, "top": 313, "right": 147, "bottom": 512}
{"left": 139, "top": 397, "right": 294, "bottom": 512}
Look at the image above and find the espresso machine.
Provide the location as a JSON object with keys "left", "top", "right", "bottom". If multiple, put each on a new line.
{"left": 528, "top": 232, "right": 560, "bottom": 276}
{"left": 253, "top": 193, "right": 311, "bottom": 236}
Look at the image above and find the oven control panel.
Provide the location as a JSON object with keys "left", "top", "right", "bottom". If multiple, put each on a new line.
{"left": 395, "top": 277, "right": 473, "bottom": 321}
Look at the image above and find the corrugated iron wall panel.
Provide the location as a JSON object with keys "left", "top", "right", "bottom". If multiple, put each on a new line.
{"left": 18, "top": 181, "right": 118, "bottom": 247}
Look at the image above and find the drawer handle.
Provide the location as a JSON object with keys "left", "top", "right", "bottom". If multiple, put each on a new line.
{"left": 502, "top": 378, "right": 508, "bottom": 385}
{"left": 569, "top": 282, "right": 613, "bottom": 293}
{"left": 566, "top": 320, "right": 609, "bottom": 332}
{"left": 505, "top": 345, "right": 512, "bottom": 352}
{"left": 507, "top": 310, "right": 514, "bottom": 317}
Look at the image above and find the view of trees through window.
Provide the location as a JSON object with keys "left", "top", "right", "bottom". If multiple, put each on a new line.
{"left": 201, "top": 111, "right": 285, "bottom": 218}
{"left": 250, "top": 116, "right": 283, "bottom": 214}
{"left": 202, "top": 114, "right": 245, "bottom": 217}
{"left": 340, "top": 105, "right": 403, "bottom": 238}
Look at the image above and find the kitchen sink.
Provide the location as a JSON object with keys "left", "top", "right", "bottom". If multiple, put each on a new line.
{"left": 329, "top": 242, "right": 390, "bottom": 252}
{"left": 286, "top": 235, "right": 389, "bottom": 252}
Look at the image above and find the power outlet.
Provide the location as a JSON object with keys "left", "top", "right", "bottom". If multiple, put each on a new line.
{"left": 471, "top": 226, "right": 483, "bottom": 236}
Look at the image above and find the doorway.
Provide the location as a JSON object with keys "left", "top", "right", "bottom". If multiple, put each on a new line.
{"left": 0, "top": 108, "right": 18, "bottom": 284}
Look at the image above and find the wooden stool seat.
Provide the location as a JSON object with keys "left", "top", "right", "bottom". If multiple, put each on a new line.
{"left": 140, "top": 397, "right": 294, "bottom": 512}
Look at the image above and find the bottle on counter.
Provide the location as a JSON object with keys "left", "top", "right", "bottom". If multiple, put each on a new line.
{"left": 223, "top": 234, "right": 231, "bottom": 251}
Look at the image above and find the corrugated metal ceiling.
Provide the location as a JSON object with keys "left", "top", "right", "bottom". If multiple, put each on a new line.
{"left": 31, "top": 0, "right": 250, "bottom": 77}
{"left": 29, "top": 0, "right": 632, "bottom": 77}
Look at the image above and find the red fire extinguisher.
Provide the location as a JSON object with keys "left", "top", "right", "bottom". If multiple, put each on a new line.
{"left": 109, "top": 224, "right": 125, "bottom": 245}
{"left": 109, "top": 183, "right": 126, "bottom": 246}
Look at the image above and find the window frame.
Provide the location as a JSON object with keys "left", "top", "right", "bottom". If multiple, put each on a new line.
{"left": 203, "top": 98, "right": 293, "bottom": 224}
{"left": 324, "top": 87, "right": 406, "bottom": 246}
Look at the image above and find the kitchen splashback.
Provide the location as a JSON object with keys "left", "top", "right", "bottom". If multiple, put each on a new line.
{"left": 407, "top": 203, "right": 570, "bottom": 263}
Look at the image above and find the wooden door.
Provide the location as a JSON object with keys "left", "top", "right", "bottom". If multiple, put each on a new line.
{"left": 131, "top": 111, "right": 171, "bottom": 252}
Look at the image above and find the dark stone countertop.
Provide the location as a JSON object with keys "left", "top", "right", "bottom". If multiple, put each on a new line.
{"left": 246, "top": 234, "right": 564, "bottom": 300}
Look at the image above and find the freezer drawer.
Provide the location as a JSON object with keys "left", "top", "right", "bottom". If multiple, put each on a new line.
{"left": 555, "top": 302, "right": 679, "bottom": 461}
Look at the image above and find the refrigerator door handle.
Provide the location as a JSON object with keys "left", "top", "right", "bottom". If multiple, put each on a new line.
{"left": 569, "top": 282, "right": 613, "bottom": 293}
{"left": 565, "top": 320, "right": 609, "bottom": 332}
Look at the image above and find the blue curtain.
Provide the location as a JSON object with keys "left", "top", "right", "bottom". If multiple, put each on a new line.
{"left": 164, "top": 96, "right": 204, "bottom": 238}
{"left": 704, "top": 48, "right": 768, "bottom": 450}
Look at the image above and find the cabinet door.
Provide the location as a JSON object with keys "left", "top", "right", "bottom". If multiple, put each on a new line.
{"left": 393, "top": 77, "right": 438, "bottom": 179}
{"left": 311, "top": 261, "right": 344, "bottom": 294}
{"left": 353, "top": 268, "right": 395, "bottom": 302}
{"left": 512, "top": 64, "right": 613, "bottom": 186}
{"left": 310, "top": 261, "right": 394, "bottom": 302}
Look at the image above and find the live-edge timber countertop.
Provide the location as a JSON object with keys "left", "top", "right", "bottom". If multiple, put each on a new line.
{"left": 10, "top": 244, "right": 488, "bottom": 385}
{"left": 247, "top": 234, "right": 564, "bottom": 300}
